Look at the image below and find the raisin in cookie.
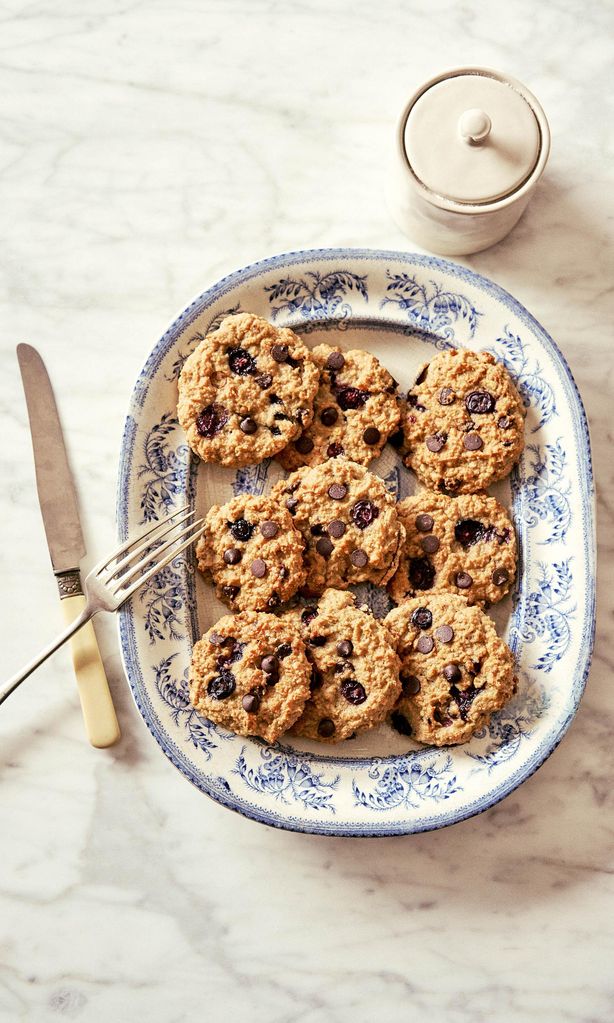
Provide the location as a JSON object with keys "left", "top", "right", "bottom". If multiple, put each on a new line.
{"left": 388, "top": 491, "right": 517, "bottom": 607}
{"left": 385, "top": 593, "right": 516, "bottom": 746}
{"left": 276, "top": 344, "right": 401, "bottom": 470}
{"left": 189, "top": 611, "right": 310, "bottom": 743}
{"left": 283, "top": 589, "right": 401, "bottom": 742}
{"left": 271, "top": 458, "right": 405, "bottom": 595}
{"left": 177, "top": 313, "right": 319, "bottom": 466}
{"left": 196, "top": 494, "right": 306, "bottom": 611}
{"left": 402, "top": 349, "right": 525, "bottom": 493}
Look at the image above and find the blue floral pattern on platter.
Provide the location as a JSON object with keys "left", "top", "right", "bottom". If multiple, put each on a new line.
{"left": 117, "top": 248, "right": 595, "bottom": 837}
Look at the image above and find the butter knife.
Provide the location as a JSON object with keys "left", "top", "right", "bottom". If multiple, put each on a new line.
{"left": 17, "top": 344, "right": 120, "bottom": 748}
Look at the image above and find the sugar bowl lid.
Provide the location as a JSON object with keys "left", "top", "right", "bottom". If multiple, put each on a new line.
{"left": 402, "top": 67, "right": 550, "bottom": 206}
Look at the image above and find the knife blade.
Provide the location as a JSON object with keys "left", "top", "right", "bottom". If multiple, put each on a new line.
{"left": 17, "top": 344, "right": 120, "bottom": 748}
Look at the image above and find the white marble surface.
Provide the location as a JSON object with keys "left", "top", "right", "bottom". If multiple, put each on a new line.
{"left": 1, "top": 1, "right": 613, "bottom": 1020}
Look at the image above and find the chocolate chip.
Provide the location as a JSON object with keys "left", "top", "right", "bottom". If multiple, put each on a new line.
{"left": 309, "top": 635, "right": 328, "bottom": 647}
{"left": 492, "top": 567, "right": 510, "bottom": 586}
{"left": 223, "top": 547, "right": 242, "bottom": 565}
{"left": 260, "top": 655, "right": 279, "bottom": 674}
{"left": 465, "top": 390, "right": 495, "bottom": 414}
{"left": 327, "top": 443, "right": 344, "bottom": 457}
{"left": 326, "top": 351, "right": 345, "bottom": 371}
{"left": 251, "top": 559, "right": 267, "bottom": 578}
{"left": 438, "top": 387, "right": 455, "bottom": 405}
{"left": 230, "top": 517, "right": 254, "bottom": 542}
{"left": 337, "top": 640, "right": 353, "bottom": 657}
{"left": 415, "top": 513, "right": 434, "bottom": 533}
{"left": 464, "top": 432, "right": 483, "bottom": 451}
{"left": 421, "top": 534, "right": 440, "bottom": 554}
{"left": 415, "top": 636, "right": 434, "bottom": 654}
{"left": 363, "top": 426, "right": 381, "bottom": 446}
{"left": 208, "top": 631, "right": 225, "bottom": 646}
{"left": 454, "top": 518, "right": 485, "bottom": 548}
{"left": 301, "top": 606, "right": 318, "bottom": 624}
{"left": 286, "top": 497, "right": 298, "bottom": 514}
{"left": 227, "top": 347, "right": 256, "bottom": 376}
{"left": 390, "top": 711, "right": 413, "bottom": 736}
{"left": 443, "top": 662, "right": 462, "bottom": 683}
{"left": 255, "top": 372, "right": 272, "bottom": 390}
{"left": 320, "top": 406, "right": 338, "bottom": 427}
{"left": 269, "top": 393, "right": 282, "bottom": 405}
{"left": 269, "top": 425, "right": 281, "bottom": 436}
{"left": 497, "top": 415, "right": 511, "bottom": 429}
{"left": 455, "top": 571, "right": 473, "bottom": 589}
{"left": 271, "top": 343, "right": 288, "bottom": 362}
{"left": 351, "top": 500, "right": 379, "bottom": 530}
{"left": 207, "top": 671, "right": 236, "bottom": 700}
{"left": 274, "top": 412, "right": 291, "bottom": 422}
{"left": 408, "top": 557, "right": 435, "bottom": 590}
{"left": 222, "top": 584, "right": 240, "bottom": 601}
{"left": 400, "top": 671, "right": 421, "bottom": 695}
{"left": 242, "top": 692, "right": 260, "bottom": 713}
{"left": 340, "top": 678, "right": 367, "bottom": 705}
{"left": 435, "top": 625, "right": 454, "bottom": 643}
{"left": 318, "top": 718, "right": 336, "bottom": 737}
{"left": 276, "top": 642, "right": 292, "bottom": 659}
{"left": 350, "top": 549, "right": 368, "bottom": 568}
{"left": 196, "top": 403, "right": 228, "bottom": 437}
{"left": 328, "top": 519, "right": 346, "bottom": 538}
{"left": 328, "top": 483, "right": 347, "bottom": 501}
{"left": 294, "top": 434, "right": 314, "bottom": 454}
{"left": 316, "top": 537, "right": 334, "bottom": 559}
{"left": 411, "top": 607, "right": 432, "bottom": 630}
{"left": 426, "top": 433, "right": 447, "bottom": 453}
{"left": 336, "top": 387, "right": 370, "bottom": 411}
{"left": 239, "top": 416, "right": 257, "bottom": 435}
{"left": 260, "top": 520, "right": 279, "bottom": 539}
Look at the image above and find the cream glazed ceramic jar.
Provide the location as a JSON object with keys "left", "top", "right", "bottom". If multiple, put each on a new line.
{"left": 388, "top": 67, "right": 551, "bottom": 255}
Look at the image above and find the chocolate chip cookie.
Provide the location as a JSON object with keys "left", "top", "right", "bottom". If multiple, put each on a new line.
{"left": 276, "top": 344, "right": 401, "bottom": 470}
{"left": 271, "top": 458, "right": 405, "bottom": 595}
{"left": 402, "top": 348, "right": 525, "bottom": 493}
{"left": 283, "top": 589, "right": 401, "bottom": 742}
{"left": 385, "top": 593, "right": 516, "bottom": 746}
{"left": 177, "top": 313, "right": 319, "bottom": 466}
{"left": 388, "top": 491, "right": 517, "bottom": 607}
{"left": 196, "top": 494, "right": 306, "bottom": 611}
{"left": 189, "top": 611, "right": 311, "bottom": 743}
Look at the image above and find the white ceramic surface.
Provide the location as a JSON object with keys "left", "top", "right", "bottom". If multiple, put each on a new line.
{"left": 117, "top": 248, "right": 594, "bottom": 837}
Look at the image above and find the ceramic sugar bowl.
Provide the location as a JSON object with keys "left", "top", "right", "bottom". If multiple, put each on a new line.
{"left": 388, "top": 66, "right": 551, "bottom": 255}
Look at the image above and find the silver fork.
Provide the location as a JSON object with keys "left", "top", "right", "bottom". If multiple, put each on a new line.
{"left": 1, "top": 505, "right": 205, "bottom": 704}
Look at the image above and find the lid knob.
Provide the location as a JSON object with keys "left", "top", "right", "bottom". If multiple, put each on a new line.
{"left": 458, "top": 108, "right": 492, "bottom": 145}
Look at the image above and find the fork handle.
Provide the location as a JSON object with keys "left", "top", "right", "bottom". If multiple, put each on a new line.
{"left": 0, "top": 604, "right": 92, "bottom": 706}
{"left": 61, "top": 595, "right": 121, "bottom": 749}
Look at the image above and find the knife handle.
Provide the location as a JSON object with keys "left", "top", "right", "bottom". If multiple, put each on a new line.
{"left": 60, "top": 595, "right": 121, "bottom": 748}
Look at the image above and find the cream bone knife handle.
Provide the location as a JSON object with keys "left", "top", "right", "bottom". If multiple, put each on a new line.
{"left": 59, "top": 592, "right": 121, "bottom": 748}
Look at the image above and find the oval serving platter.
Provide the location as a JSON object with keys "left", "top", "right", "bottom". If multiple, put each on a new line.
{"left": 117, "top": 248, "right": 595, "bottom": 837}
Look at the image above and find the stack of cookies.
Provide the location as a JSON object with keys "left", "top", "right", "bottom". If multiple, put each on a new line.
{"left": 178, "top": 313, "right": 522, "bottom": 747}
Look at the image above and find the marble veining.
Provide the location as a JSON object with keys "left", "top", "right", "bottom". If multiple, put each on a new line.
{"left": 1, "top": 1, "right": 613, "bottom": 1021}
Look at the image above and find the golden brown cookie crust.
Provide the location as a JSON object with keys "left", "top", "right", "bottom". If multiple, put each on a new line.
{"left": 196, "top": 494, "right": 306, "bottom": 611}
{"left": 402, "top": 348, "right": 525, "bottom": 493}
{"left": 189, "top": 611, "right": 310, "bottom": 743}
{"left": 177, "top": 313, "right": 319, "bottom": 466}
{"left": 271, "top": 458, "right": 405, "bottom": 595}
{"left": 276, "top": 343, "right": 401, "bottom": 471}
{"left": 388, "top": 491, "right": 517, "bottom": 607}
{"left": 385, "top": 593, "right": 516, "bottom": 746}
{"left": 283, "top": 589, "right": 401, "bottom": 742}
